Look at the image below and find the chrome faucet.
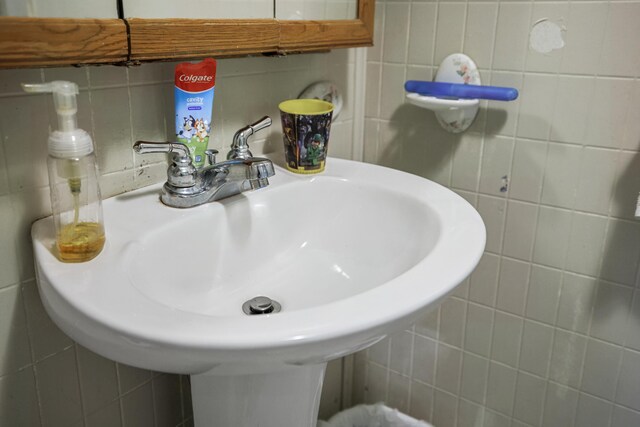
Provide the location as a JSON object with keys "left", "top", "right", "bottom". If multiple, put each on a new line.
{"left": 133, "top": 117, "right": 275, "bottom": 208}
{"left": 228, "top": 116, "right": 272, "bottom": 160}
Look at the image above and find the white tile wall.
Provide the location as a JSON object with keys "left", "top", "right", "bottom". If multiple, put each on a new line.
{"left": 276, "top": 0, "right": 357, "bottom": 20}
{"left": 492, "top": 3, "right": 531, "bottom": 72}
{"left": 458, "top": 400, "right": 482, "bottom": 427}
{"left": 468, "top": 253, "right": 500, "bottom": 306}
{"left": 491, "top": 312, "right": 522, "bottom": 368}
{"left": 575, "top": 393, "right": 613, "bottom": 427}
{"left": 433, "top": 3, "right": 465, "bottom": 66}
{"left": 560, "top": 3, "right": 607, "bottom": 76}
{"left": 556, "top": 273, "right": 597, "bottom": 334}
{"left": 516, "top": 74, "right": 558, "bottom": 141}
{"left": 36, "top": 348, "right": 83, "bottom": 426}
{"left": 435, "top": 344, "right": 462, "bottom": 395}
{"left": 598, "top": 3, "right": 640, "bottom": 78}
{"left": 508, "top": 139, "right": 546, "bottom": 203}
{"left": 524, "top": 266, "right": 561, "bottom": 325}
{"left": 382, "top": 3, "right": 410, "bottom": 64}
{"left": 407, "top": 3, "right": 436, "bottom": 66}
{"left": 496, "top": 258, "right": 529, "bottom": 316}
{"left": 0, "top": 50, "right": 357, "bottom": 426}
{"left": 477, "top": 196, "right": 506, "bottom": 254}
{"left": 460, "top": 352, "right": 488, "bottom": 405}
{"left": 354, "top": 1, "right": 640, "bottom": 426}
{"left": 439, "top": 298, "right": 466, "bottom": 349}
{"left": 478, "top": 136, "right": 513, "bottom": 198}
{"left": 451, "top": 133, "right": 482, "bottom": 192}
{"left": 613, "top": 405, "right": 640, "bottom": 427}
{"left": 125, "top": 0, "right": 273, "bottom": 19}
{"left": 0, "top": 366, "right": 40, "bottom": 425}
{"left": 549, "top": 329, "right": 586, "bottom": 389}
{"left": 463, "top": 3, "right": 497, "bottom": 71}
{"left": 542, "top": 383, "right": 578, "bottom": 427}
{"left": 1, "top": 0, "right": 117, "bottom": 18}
{"left": 565, "top": 213, "right": 607, "bottom": 277}
{"left": 503, "top": 201, "right": 537, "bottom": 261}
{"left": 581, "top": 339, "right": 623, "bottom": 400}
{"left": 513, "top": 371, "right": 545, "bottom": 426}
{"left": 532, "top": 206, "right": 572, "bottom": 269}
{"left": 464, "top": 303, "right": 492, "bottom": 358}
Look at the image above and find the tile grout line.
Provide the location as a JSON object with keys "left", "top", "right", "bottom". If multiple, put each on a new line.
{"left": 567, "top": 5, "right": 618, "bottom": 422}
{"left": 373, "top": 0, "right": 387, "bottom": 163}
{"left": 16, "top": 278, "right": 45, "bottom": 427}
{"left": 519, "top": 8, "right": 566, "bottom": 419}
{"left": 73, "top": 343, "right": 88, "bottom": 427}
{"left": 493, "top": 3, "right": 548, "bottom": 418}
{"left": 601, "top": 21, "right": 640, "bottom": 423}
{"left": 405, "top": 327, "right": 416, "bottom": 416}
{"left": 455, "top": 0, "right": 500, "bottom": 417}
{"left": 115, "top": 364, "right": 126, "bottom": 426}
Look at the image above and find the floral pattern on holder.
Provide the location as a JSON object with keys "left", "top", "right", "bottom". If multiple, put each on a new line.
{"left": 452, "top": 55, "right": 480, "bottom": 85}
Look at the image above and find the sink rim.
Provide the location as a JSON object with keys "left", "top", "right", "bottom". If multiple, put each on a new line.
{"left": 32, "top": 157, "right": 485, "bottom": 362}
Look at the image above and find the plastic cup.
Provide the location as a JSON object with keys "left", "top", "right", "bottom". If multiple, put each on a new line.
{"left": 279, "top": 99, "right": 334, "bottom": 174}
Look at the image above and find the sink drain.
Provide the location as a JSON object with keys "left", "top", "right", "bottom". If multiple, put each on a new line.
{"left": 242, "top": 296, "right": 281, "bottom": 315}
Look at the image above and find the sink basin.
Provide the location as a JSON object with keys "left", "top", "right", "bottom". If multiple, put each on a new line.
{"left": 32, "top": 157, "right": 485, "bottom": 426}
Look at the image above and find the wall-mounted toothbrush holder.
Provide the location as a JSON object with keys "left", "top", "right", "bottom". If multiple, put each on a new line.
{"left": 405, "top": 54, "right": 518, "bottom": 133}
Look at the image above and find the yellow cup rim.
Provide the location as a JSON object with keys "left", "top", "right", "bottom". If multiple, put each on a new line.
{"left": 278, "top": 99, "right": 334, "bottom": 115}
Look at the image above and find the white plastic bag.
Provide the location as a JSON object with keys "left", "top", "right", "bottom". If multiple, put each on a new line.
{"left": 318, "top": 403, "right": 433, "bottom": 427}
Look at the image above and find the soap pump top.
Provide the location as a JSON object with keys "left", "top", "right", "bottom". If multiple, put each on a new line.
{"left": 22, "top": 80, "right": 105, "bottom": 263}
{"left": 22, "top": 81, "right": 93, "bottom": 159}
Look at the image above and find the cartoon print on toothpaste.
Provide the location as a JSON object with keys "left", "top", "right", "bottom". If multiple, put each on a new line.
{"left": 178, "top": 115, "right": 196, "bottom": 140}
{"left": 177, "top": 116, "right": 210, "bottom": 143}
{"left": 194, "top": 118, "right": 210, "bottom": 143}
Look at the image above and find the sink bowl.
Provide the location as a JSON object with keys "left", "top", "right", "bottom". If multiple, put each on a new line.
{"left": 32, "top": 157, "right": 485, "bottom": 426}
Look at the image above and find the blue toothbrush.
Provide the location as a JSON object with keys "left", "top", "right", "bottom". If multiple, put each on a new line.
{"left": 405, "top": 81, "right": 518, "bottom": 101}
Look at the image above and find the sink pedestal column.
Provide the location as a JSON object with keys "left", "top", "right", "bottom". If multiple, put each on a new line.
{"left": 191, "top": 363, "right": 326, "bottom": 427}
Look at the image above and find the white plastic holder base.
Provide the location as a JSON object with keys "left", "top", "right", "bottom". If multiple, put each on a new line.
{"left": 405, "top": 53, "right": 481, "bottom": 133}
{"left": 191, "top": 363, "right": 326, "bottom": 427}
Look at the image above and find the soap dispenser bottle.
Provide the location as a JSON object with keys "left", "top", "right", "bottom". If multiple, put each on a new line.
{"left": 22, "top": 81, "right": 105, "bottom": 262}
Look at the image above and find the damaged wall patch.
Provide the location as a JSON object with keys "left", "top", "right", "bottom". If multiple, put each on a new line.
{"left": 530, "top": 19, "right": 565, "bottom": 54}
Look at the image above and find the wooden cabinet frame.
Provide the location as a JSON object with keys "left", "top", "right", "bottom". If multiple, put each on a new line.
{"left": 0, "top": 0, "right": 373, "bottom": 68}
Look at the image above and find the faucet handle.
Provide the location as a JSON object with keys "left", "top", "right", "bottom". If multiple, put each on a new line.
{"left": 133, "top": 141, "right": 191, "bottom": 163}
{"left": 228, "top": 116, "right": 272, "bottom": 160}
{"left": 205, "top": 149, "right": 219, "bottom": 166}
{"left": 133, "top": 141, "right": 196, "bottom": 188}
{"left": 248, "top": 116, "right": 272, "bottom": 134}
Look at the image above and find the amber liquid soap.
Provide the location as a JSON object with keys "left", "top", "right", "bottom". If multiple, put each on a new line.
{"left": 56, "top": 184, "right": 105, "bottom": 262}
{"left": 57, "top": 221, "right": 105, "bottom": 262}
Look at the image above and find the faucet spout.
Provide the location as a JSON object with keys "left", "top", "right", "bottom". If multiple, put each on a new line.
{"left": 133, "top": 142, "right": 275, "bottom": 208}
{"left": 201, "top": 157, "right": 275, "bottom": 202}
{"left": 133, "top": 117, "right": 276, "bottom": 208}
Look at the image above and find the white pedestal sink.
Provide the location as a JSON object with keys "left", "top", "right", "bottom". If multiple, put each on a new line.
{"left": 32, "top": 158, "right": 485, "bottom": 427}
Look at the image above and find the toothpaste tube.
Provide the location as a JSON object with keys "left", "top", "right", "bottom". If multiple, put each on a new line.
{"left": 174, "top": 58, "right": 217, "bottom": 168}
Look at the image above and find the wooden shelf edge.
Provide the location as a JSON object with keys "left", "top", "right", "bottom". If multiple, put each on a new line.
{"left": 278, "top": 20, "right": 372, "bottom": 51}
{"left": 0, "top": 17, "right": 128, "bottom": 68}
{"left": 0, "top": 0, "right": 375, "bottom": 68}
{"left": 127, "top": 18, "right": 280, "bottom": 61}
